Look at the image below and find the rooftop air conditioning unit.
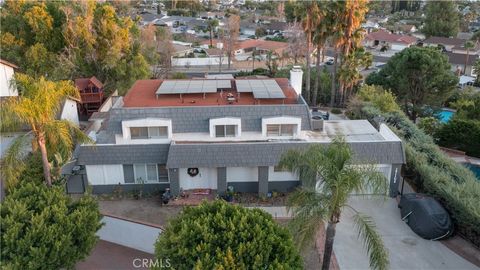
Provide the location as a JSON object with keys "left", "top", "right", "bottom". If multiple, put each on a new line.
{"left": 311, "top": 116, "right": 324, "bottom": 131}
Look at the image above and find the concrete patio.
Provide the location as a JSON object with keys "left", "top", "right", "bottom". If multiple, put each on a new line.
{"left": 333, "top": 196, "right": 478, "bottom": 270}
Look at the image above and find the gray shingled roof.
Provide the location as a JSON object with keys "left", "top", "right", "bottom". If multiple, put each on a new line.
{"left": 166, "top": 141, "right": 405, "bottom": 168}
{"left": 97, "top": 105, "right": 312, "bottom": 143}
{"left": 77, "top": 144, "right": 170, "bottom": 165}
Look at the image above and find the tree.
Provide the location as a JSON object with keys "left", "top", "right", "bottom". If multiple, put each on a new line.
{"left": 154, "top": 200, "right": 302, "bottom": 269}
{"left": 423, "top": 1, "right": 460, "bottom": 38}
{"left": 474, "top": 59, "right": 480, "bottom": 84}
{"left": 368, "top": 47, "right": 458, "bottom": 121}
{"left": 207, "top": 19, "right": 219, "bottom": 47}
{"left": 278, "top": 139, "right": 389, "bottom": 270}
{"left": 313, "top": 2, "right": 329, "bottom": 106}
{"left": 0, "top": 181, "right": 103, "bottom": 269}
{"left": 265, "top": 51, "right": 279, "bottom": 77}
{"left": 284, "top": 22, "right": 306, "bottom": 65}
{"left": 0, "top": 74, "right": 90, "bottom": 189}
{"left": 357, "top": 84, "right": 400, "bottom": 113}
{"left": 224, "top": 14, "right": 240, "bottom": 70}
{"left": 463, "top": 41, "right": 475, "bottom": 74}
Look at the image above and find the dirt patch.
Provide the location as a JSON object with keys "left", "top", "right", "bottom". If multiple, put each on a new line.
{"left": 99, "top": 198, "right": 183, "bottom": 227}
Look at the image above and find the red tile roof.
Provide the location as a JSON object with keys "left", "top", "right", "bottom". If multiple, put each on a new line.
{"left": 75, "top": 76, "right": 104, "bottom": 90}
{"left": 122, "top": 78, "right": 298, "bottom": 107}
{"left": 365, "top": 30, "right": 417, "bottom": 45}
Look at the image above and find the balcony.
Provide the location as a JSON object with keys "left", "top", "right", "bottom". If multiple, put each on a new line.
{"left": 80, "top": 91, "right": 103, "bottom": 104}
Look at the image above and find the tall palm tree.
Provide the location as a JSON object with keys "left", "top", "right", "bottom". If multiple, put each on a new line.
{"left": 301, "top": 1, "right": 321, "bottom": 104}
{"left": 207, "top": 19, "right": 219, "bottom": 48}
{"left": 0, "top": 74, "right": 91, "bottom": 189}
{"left": 337, "top": 0, "right": 369, "bottom": 106}
{"left": 312, "top": 3, "right": 329, "bottom": 106}
{"left": 278, "top": 138, "right": 389, "bottom": 270}
{"left": 463, "top": 41, "right": 475, "bottom": 74}
{"left": 328, "top": 1, "right": 346, "bottom": 107}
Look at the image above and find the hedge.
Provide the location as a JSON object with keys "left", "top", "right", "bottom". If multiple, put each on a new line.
{"left": 437, "top": 118, "right": 480, "bottom": 157}
{"left": 357, "top": 105, "right": 480, "bottom": 247}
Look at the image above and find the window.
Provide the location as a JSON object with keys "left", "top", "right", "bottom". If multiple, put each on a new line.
{"left": 124, "top": 164, "right": 169, "bottom": 183}
{"left": 215, "top": 125, "right": 236, "bottom": 137}
{"left": 130, "top": 127, "right": 148, "bottom": 139}
{"left": 131, "top": 126, "right": 168, "bottom": 139}
{"left": 266, "top": 124, "right": 296, "bottom": 137}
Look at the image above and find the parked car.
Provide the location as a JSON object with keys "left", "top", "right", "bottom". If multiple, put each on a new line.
{"left": 399, "top": 193, "right": 453, "bottom": 240}
{"left": 325, "top": 59, "right": 335, "bottom": 65}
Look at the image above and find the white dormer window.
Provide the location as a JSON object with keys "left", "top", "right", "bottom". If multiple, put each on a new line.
{"left": 130, "top": 126, "right": 168, "bottom": 139}
{"left": 262, "top": 116, "right": 301, "bottom": 138}
{"left": 122, "top": 118, "right": 172, "bottom": 141}
{"left": 209, "top": 117, "right": 241, "bottom": 138}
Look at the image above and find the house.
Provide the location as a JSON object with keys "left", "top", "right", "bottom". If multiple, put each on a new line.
{"left": 399, "top": 24, "right": 416, "bottom": 34}
{"left": 363, "top": 30, "right": 417, "bottom": 51}
{"left": 233, "top": 39, "right": 289, "bottom": 58}
{"left": 445, "top": 52, "right": 479, "bottom": 76}
{"left": 172, "top": 44, "right": 194, "bottom": 58}
{"left": 0, "top": 59, "right": 18, "bottom": 97}
{"left": 66, "top": 68, "right": 405, "bottom": 197}
{"left": 134, "top": 12, "right": 164, "bottom": 26}
{"left": 265, "top": 21, "right": 288, "bottom": 35}
{"left": 240, "top": 21, "right": 257, "bottom": 36}
{"left": 205, "top": 48, "right": 224, "bottom": 57}
{"left": 74, "top": 77, "right": 105, "bottom": 116}
{"left": 422, "top": 36, "right": 466, "bottom": 52}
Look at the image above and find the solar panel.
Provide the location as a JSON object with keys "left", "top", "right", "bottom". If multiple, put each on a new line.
{"left": 156, "top": 80, "right": 232, "bottom": 95}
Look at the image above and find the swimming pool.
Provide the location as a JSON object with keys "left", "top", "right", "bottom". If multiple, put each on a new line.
{"left": 437, "top": 109, "right": 455, "bottom": 123}
{"left": 463, "top": 163, "right": 480, "bottom": 180}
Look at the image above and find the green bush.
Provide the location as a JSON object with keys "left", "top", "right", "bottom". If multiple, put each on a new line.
{"left": 358, "top": 105, "right": 480, "bottom": 246}
{"left": 437, "top": 118, "right": 480, "bottom": 157}
{"left": 154, "top": 200, "right": 302, "bottom": 269}
{"left": 417, "top": 117, "right": 441, "bottom": 137}
{"left": 330, "top": 108, "right": 342, "bottom": 114}
{"left": 171, "top": 72, "right": 187, "bottom": 79}
{"left": 357, "top": 85, "right": 400, "bottom": 113}
{"left": 0, "top": 182, "right": 103, "bottom": 269}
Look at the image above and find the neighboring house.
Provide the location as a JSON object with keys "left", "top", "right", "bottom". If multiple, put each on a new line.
{"left": 134, "top": 12, "right": 164, "bottom": 26}
{"left": 74, "top": 76, "right": 105, "bottom": 116}
{"left": 399, "top": 24, "right": 416, "bottom": 34}
{"left": 67, "top": 67, "right": 405, "bottom": 197}
{"left": 422, "top": 36, "right": 466, "bottom": 52}
{"left": 0, "top": 59, "right": 18, "bottom": 97}
{"left": 172, "top": 44, "right": 194, "bottom": 58}
{"left": 233, "top": 39, "right": 289, "bottom": 58}
{"left": 240, "top": 21, "right": 257, "bottom": 36}
{"left": 362, "top": 20, "right": 380, "bottom": 33}
{"left": 363, "top": 29, "right": 417, "bottom": 51}
{"left": 205, "top": 48, "right": 224, "bottom": 57}
{"left": 264, "top": 21, "right": 288, "bottom": 35}
{"left": 451, "top": 42, "right": 480, "bottom": 55}
{"left": 445, "top": 52, "right": 480, "bottom": 76}
{"left": 457, "top": 32, "right": 474, "bottom": 40}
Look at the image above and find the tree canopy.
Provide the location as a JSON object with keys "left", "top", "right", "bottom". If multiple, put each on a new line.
{"left": 0, "top": 1, "right": 151, "bottom": 94}
{"left": 366, "top": 46, "right": 458, "bottom": 121}
{"left": 0, "top": 181, "right": 103, "bottom": 269}
{"left": 423, "top": 0, "right": 460, "bottom": 38}
{"left": 154, "top": 200, "right": 302, "bottom": 269}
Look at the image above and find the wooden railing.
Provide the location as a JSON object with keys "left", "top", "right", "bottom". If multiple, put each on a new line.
{"left": 80, "top": 92, "right": 103, "bottom": 103}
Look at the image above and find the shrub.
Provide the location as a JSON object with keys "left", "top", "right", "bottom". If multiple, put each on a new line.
{"left": 417, "top": 117, "right": 441, "bottom": 137}
{"left": 171, "top": 72, "right": 187, "bottom": 79}
{"left": 0, "top": 182, "right": 103, "bottom": 269}
{"left": 357, "top": 85, "right": 401, "bottom": 113}
{"left": 357, "top": 105, "right": 480, "bottom": 247}
{"left": 330, "top": 108, "right": 342, "bottom": 114}
{"left": 154, "top": 200, "right": 302, "bottom": 269}
{"left": 437, "top": 118, "right": 480, "bottom": 157}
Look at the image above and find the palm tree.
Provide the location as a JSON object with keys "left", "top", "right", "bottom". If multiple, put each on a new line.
{"left": 0, "top": 74, "right": 91, "bottom": 189}
{"left": 312, "top": 3, "right": 329, "bottom": 106}
{"left": 278, "top": 138, "right": 389, "bottom": 270}
{"left": 207, "top": 19, "right": 219, "bottom": 48}
{"left": 301, "top": 1, "right": 321, "bottom": 104}
{"left": 463, "top": 41, "right": 475, "bottom": 74}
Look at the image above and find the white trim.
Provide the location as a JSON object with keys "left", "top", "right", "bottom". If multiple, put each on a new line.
{"left": 121, "top": 118, "right": 172, "bottom": 142}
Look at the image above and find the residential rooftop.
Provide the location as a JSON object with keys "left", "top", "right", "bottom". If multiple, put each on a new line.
{"left": 122, "top": 78, "right": 300, "bottom": 107}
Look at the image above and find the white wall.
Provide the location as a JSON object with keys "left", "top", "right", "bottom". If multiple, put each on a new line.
{"left": 171, "top": 57, "right": 228, "bottom": 67}
{"left": 391, "top": 43, "right": 408, "bottom": 51}
{"left": 118, "top": 118, "right": 172, "bottom": 144}
{"left": 227, "top": 167, "right": 258, "bottom": 182}
{"left": 97, "top": 216, "right": 162, "bottom": 254}
{"left": 86, "top": 165, "right": 124, "bottom": 185}
{"left": 0, "top": 63, "right": 17, "bottom": 97}
{"left": 268, "top": 166, "right": 299, "bottom": 182}
{"left": 60, "top": 99, "right": 79, "bottom": 126}
{"left": 179, "top": 167, "right": 217, "bottom": 189}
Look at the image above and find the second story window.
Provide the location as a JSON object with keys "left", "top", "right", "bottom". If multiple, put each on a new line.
{"left": 215, "top": 125, "right": 236, "bottom": 137}
{"left": 266, "top": 124, "right": 296, "bottom": 137}
{"left": 130, "top": 126, "right": 168, "bottom": 139}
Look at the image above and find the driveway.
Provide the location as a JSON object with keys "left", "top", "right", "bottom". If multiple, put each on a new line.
{"left": 333, "top": 197, "right": 478, "bottom": 270}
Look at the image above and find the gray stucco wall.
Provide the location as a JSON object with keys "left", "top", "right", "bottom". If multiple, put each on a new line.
{"left": 168, "top": 168, "right": 180, "bottom": 195}
{"left": 258, "top": 166, "right": 269, "bottom": 195}
{"left": 91, "top": 183, "right": 169, "bottom": 194}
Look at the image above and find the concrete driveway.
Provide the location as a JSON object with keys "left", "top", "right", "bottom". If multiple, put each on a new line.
{"left": 333, "top": 197, "right": 478, "bottom": 270}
